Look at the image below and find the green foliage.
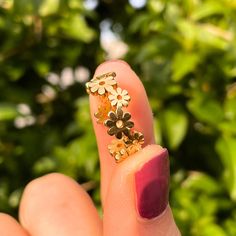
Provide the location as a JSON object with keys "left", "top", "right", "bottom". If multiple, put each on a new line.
{"left": 0, "top": 0, "right": 236, "bottom": 235}
{"left": 159, "top": 104, "right": 188, "bottom": 149}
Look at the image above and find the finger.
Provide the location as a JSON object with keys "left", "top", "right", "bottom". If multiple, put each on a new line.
{"left": 89, "top": 60, "right": 155, "bottom": 203}
{"left": 0, "top": 213, "right": 29, "bottom": 236}
{"left": 19, "top": 173, "right": 102, "bottom": 236}
{"left": 103, "top": 145, "right": 181, "bottom": 236}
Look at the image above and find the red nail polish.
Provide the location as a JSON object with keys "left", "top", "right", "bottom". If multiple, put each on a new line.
{"left": 135, "top": 149, "right": 169, "bottom": 219}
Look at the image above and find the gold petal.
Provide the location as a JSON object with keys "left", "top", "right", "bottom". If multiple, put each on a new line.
{"left": 108, "top": 144, "right": 114, "bottom": 153}
{"left": 108, "top": 94, "right": 116, "bottom": 100}
{"left": 106, "top": 79, "right": 117, "bottom": 85}
{"left": 122, "top": 101, "right": 129, "bottom": 107}
{"left": 111, "top": 72, "right": 116, "bottom": 77}
{"left": 105, "top": 85, "right": 114, "bottom": 92}
{"left": 108, "top": 111, "right": 117, "bottom": 121}
{"left": 120, "top": 149, "right": 126, "bottom": 155}
{"left": 123, "top": 112, "right": 131, "bottom": 121}
{"left": 126, "top": 121, "right": 134, "bottom": 128}
{"left": 115, "top": 153, "right": 121, "bottom": 162}
{"left": 91, "top": 85, "right": 99, "bottom": 92}
{"left": 117, "top": 87, "right": 122, "bottom": 94}
{"left": 109, "top": 79, "right": 117, "bottom": 84}
{"left": 123, "top": 95, "right": 130, "bottom": 101}
{"left": 105, "top": 120, "right": 114, "bottom": 128}
{"left": 94, "top": 112, "right": 99, "bottom": 118}
{"left": 116, "top": 132, "right": 122, "bottom": 139}
{"left": 111, "top": 100, "right": 118, "bottom": 106}
{"left": 105, "top": 75, "right": 113, "bottom": 80}
{"left": 108, "top": 126, "right": 116, "bottom": 135}
{"left": 88, "top": 81, "right": 98, "bottom": 87}
{"left": 98, "top": 87, "right": 105, "bottom": 95}
{"left": 109, "top": 89, "right": 117, "bottom": 96}
{"left": 122, "top": 89, "right": 128, "bottom": 95}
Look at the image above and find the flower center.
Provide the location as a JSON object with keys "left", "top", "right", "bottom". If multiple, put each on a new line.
{"left": 99, "top": 81, "right": 105, "bottom": 85}
{"left": 116, "top": 143, "right": 123, "bottom": 148}
{"left": 117, "top": 95, "right": 122, "bottom": 100}
{"left": 116, "top": 120, "right": 124, "bottom": 128}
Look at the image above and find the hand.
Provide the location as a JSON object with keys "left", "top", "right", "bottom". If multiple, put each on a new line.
{"left": 0, "top": 60, "right": 181, "bottom": 236}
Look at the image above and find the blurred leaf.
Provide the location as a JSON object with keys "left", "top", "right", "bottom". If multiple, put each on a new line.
{"left": 172, "top": 52, "right": 199, "bottom": 81}
{"left": 33, "top": 156, "right": 57, "bottom": 175}
{"left": 8, "top": 188, "right": 22, "bottom": 208}
{"left": 224, "top": 214, "right": 236, "bottom": 236}
{"left": 0, "top": 103, "right": 18, "bottom": 121}
{"left": 13, "top": 0, "right": 41, "bottom": 14}
{"left": 188, "top": 97, "right": 224, "bottom": 126}
{"left": 177, "top": 20, "right": 231, "bottom": 50}
{"left": 216, "top": 136, "right": 236, "bottom": 200}
{"left": 224, "top": 96, "right": 236, "bottom": 121}
{"left": 129, "top": 14, "right": 151, "bottom": 34}
{"left": 160, "top": 104, "right": 188, "bottom": 149}
{"left": 33, "top": 60, "right": 50, "bottom": 76}
{"left": 192, "top": 1, "right": 225, "bottom": 20}
{"left": 218, "top": 121, "right": 236, "bottom": 136}
{"left": 61, "top": 15, "right": 95, "bottom": 42}
{"left": 1, "top": 0, "right": 236, "bottom": 233}
{"left": 154, "top": 117, "right": 162, "bottom": 145}
{"left": 193, "top": 220, "right": 227, "bottom": 236}
{"left": 39, "top": 0, "right": 59, "bottom": 16}
{"left": 183, "top": 171, "right": 221, "bottom": 194}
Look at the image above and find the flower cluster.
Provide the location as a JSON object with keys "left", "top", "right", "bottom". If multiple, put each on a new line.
{"left": 86, "top": 71, "right": 144, "bottom": 162}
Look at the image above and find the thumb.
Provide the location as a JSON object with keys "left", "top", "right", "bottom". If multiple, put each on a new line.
{"left": 103, "top": 144, "right": 181, "bottom": 236}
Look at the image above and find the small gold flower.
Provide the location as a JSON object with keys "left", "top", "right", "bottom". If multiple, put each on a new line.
{"left": 132, "top": 131, "right": 144, "bottom": 145}
{"left": 104, "top": 107, "right": 134, "bottom": 139}
{"left": 124, "top": 131, "right": 144, "bottom": 155}
{"left": 94, "top": 95, "right": 115, "bottom": 124}
{"left": 108, "top": 139, "right": 128, "bottom": 162}
{"left": 86, "top": 74, "right": 117, "bottom": 95}
{"left": 108, "top": 87, "right": 130, "bottom": 107}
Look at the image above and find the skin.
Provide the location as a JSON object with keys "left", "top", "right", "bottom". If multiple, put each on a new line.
{"left": 0, "top": 60, "right": 181, "bottom": 236}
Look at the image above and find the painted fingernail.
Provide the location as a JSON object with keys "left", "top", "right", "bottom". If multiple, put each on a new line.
{"left": 135, "top": 149, "right": 169, "bottom": 219}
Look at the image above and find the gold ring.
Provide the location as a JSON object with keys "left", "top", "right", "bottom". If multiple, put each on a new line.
{"left": 86, "top": 72, "right": 144, "bottom": 163}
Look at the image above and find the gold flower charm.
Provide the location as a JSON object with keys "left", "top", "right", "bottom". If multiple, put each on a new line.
{"left": 86, "top": 73, "right": 117, "bottom": 95}
{"left": 86, "top": 70, "right": 144, "bottom": 163}
{"left": 104, "top": 107, "right": 134, "bottom": 139}
{"left": 126, "top": 131, "right": 144, "bottom": 155}
{"left": 108, "top": 87, "right": 130, "bottom": 107}
{"left": 108, "top": 139, "right": 128, "bottom": 162}
{"left": 131, "top": 131, "right": 144, "bottom": 145}
{"left": 94, "top": 96, "right": 115, "bottom": 124}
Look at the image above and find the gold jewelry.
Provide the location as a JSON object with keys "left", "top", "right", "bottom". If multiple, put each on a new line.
{"left": 86, "top": 72, "right": 144, "bottom": 163}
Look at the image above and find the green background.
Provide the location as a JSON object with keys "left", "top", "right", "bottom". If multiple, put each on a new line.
{"left": 0, "top": 0, "right": 236, "bottom": 235}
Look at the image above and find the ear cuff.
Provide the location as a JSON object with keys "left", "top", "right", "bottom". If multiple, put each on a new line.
{"left": 86, "top": 72, "right": 144, "bottom": 163}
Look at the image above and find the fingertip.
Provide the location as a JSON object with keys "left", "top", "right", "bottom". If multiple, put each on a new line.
{"left": 95, "top": 60, "right": 131, "bottom": 71}
{"left": 0, "top": 213, "right": 29, "bottom": 236}
{"left": 19, "top": 173, "right": 102, "bottom": 236}
{"left": 103, "top": 145, "right": 181, "bottom": 235}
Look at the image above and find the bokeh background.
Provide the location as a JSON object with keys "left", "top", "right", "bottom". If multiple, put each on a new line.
{"left": 0, "top": 0, "right": 236, "bottom": 235}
